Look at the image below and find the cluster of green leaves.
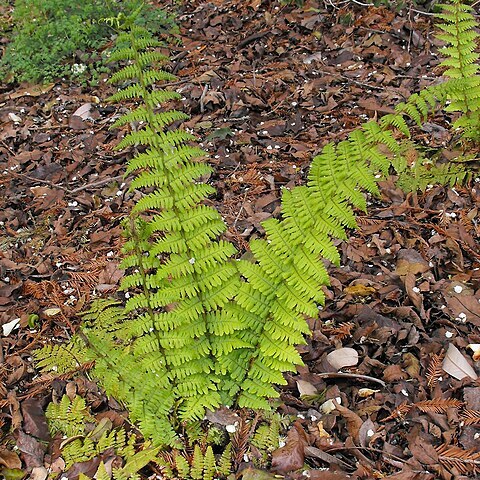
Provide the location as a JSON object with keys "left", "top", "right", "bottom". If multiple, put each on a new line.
{"left": 0, "top": 0, "right": 177, "bottom": 83}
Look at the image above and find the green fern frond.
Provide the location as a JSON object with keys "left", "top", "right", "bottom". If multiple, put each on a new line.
{"left": 46, "top": 395, "right": 93, "bottom": 437}
{"left": 111, "top": 104, "right": 185, "bottom": 129}
{"left": 80, "top": 22, "right": 246, "bottom": 441}
{"left": 436, "top": 0, "right": 480, "bottom": 138}
{"left": 34, "top": 341, "right": 86, "bottom": 374}
{"left": 218, "top": 443, "right": 233, "bottom": 477}
{"left": 176, "top": 453, "right": 192, "bottom": 478}
{"left": 191, "top": 445, "right": 205, "bottom": 480}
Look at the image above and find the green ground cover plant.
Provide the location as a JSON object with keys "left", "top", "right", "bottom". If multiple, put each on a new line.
{"left": 34, "top": 0, "right": 478, "bottom": 466}
{"left": 0, "top": 0, "right": 178, "bottom": 83}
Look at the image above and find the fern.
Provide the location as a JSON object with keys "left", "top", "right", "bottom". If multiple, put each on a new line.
{"left": 46, "top": 394, "right": 93, "bottom": 437}
{"left": 34, "top": 0, "right": 479, "bottom": 450}
{"left": 171, "top": 445, "right": 231, "bottom": 480}
{"left": 251, "top": 417, "right": 281, "bottom": 453}
{"left": 78, "top": 24, "right": 247, "bottom": 446}
{"left": 33, "top": 340, "right": 87, "bottom": 374}
{"left": 47, "top": 394, "right": 158, "bottom": 475}
{"left": 437, "top": 0, "right": 480, "bottom": 138}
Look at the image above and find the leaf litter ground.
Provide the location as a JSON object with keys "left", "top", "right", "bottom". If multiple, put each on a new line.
{"left": 0, "top": 0, "right": 479, "bottom": 478}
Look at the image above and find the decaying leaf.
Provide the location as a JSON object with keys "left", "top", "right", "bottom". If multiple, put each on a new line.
{"left": 332, "top": 401, "right": 363, "bottom": 444}
{"left": 402, "top": 352, "right": 420, "bottom": 378}
{"left": 357, "top": 388, "right": 380, "bottom": 398}
{"left": 241, "top": 468, "right": 277, "bottom": 480}
{"left": 296, "top": 379, "right": 318, "bottom": 397}
{"left": 271, "top": 422, "right": 308, "bottom": 474}
{"left": 72, "top": 103, "right": 93, "bottom": 120}
{"left": 395, "top": 249, "right": 430, "bottom": 276}
{"left": 343, "top": 284, "right": 376, "bottom": 297}
{"left": 21, "top": 399, "right": 50, "bottom": 441}
{"left": 2, "top": 318, "right": 20, "bottom": 336}
{"left": 358, "top": 418, "right": 376, "bottom": 447}
{"left": 442, "top": 343, "right": 478, "bottom": 381}
{"left": 326, "top": 347, "right": 359, "bottom": 370}
{"left": 320, "top": 397, "right": 342, "bottom": 414}
{"left": 0, "top": 448, "right": 22, "bottom": 469}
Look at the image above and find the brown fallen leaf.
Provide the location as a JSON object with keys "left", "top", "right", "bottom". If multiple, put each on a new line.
{"left": 305, "top": 469, "right": 351, "bottom": 479}
{"left": 241, "top": 468, "right": 277, "bottom": 480}
{"left": 21, "top": 398, "right": 50, "bottom": 441}
{"left": 343, "top": 284, "right": 376, "bottom": 297}
{"left": 383, "top": 364, "right": 408, "bottom": 382}
{"left": 326, "top": 348, "right": 359, "bottom": 370}
{"left": 402, "top": 352, "right": 420, "bottom": 378}
{"left": 332, "top": 400, "right": 363, "bottom": 444}
{"left": 296, "top": 379, "right": 318, "bottom": 397}
{"left": 14, "top": 430, "right": 45, "bottom": 468}
{"left": 271, "top": 421, "right": 308, "bottom": 474}
{"left": 442, "top": 343, "right": 478, "bottom": 381}
{"left": 395, "top": 249, "right": 430, "bottom": 276}
{"left": 71, "top": 103, "right": 93, "bottom": 120}
{"left": 0, "top": 447, "right": 22, "bottom": 469}
{"left": 5, "top": 83, "right": 55, "bottom": 100}
{"left": 409, "top": 435, "right": 439, "bottom": 468}
{"left": 29, "top": 466, "right": 48, "bottom": 480}
{"left": 358, "top": 418, "right": 376, "bottom": 447}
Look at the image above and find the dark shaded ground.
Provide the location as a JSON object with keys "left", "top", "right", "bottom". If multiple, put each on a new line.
{"left": 0, "top": 0, "right": 479, "bottom": 478}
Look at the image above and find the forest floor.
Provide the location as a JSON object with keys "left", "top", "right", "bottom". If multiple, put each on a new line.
{"left": 0, "top": 0, "right": 480, "bottom": 479}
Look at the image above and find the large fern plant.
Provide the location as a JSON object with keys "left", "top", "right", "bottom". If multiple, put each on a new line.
{"left": 80, "top": 25, "right": 249, "bottom": 445}
{"left": 35, "top": 0, "right": 478, "bottom": 448}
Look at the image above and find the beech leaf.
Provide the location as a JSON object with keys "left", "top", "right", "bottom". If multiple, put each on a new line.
{"left": 0, "top": 448, "right": 22, "bottom": 469}
{"left": 72, "top": 103, "right": 93, "bottom": 120}
{"left": 443, "top": 343, "right": 478, "bottom": 381}
{"left": 326, "top": 347, "right": 359, "bottom": 370}
{"left": 296, "top": 379, "right": 318, "bottom": 397}
{"left": 271, "top": 422, "right": 308, "bottom": 474}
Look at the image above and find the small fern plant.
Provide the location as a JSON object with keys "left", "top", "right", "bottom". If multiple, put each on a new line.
{"left": 46, "top": 394, "right": 159, "bottom": 477}
{"left": 168, "top": 444, "right": 233, "bottom": 480}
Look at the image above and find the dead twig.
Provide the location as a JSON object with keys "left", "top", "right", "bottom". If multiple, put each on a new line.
{"left": 315, "top": 372, "right": 386, "bottom": 388}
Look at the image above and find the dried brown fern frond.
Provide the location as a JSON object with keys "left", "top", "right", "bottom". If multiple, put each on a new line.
{"left": 435, "top": 444, "right": 480, "bottom": 475}
{"left": 322, "top": 322, "right": 355, "bottom": 341}
{"left": 381, "top": 401, "right": 413, "bottom": 422}
{"left": 68, "top": 270, "right": 101, "bottom": 287}
{"left": 231, "top": 413, "right": 259, "bottom": 468}
{"left": 414, "top": 398, "right": 464, "bottom": 413}
{"left": 23, "top": 279, "right": 63, "bottom": 300}
{"left": 460, "top": 409, "right": 480, "bottom": 426}
{"left": 356, "top": 216, "right": 385, "bottom": 227}
{"left": 426, "top": 352, "right": 444, "bottom": 389}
